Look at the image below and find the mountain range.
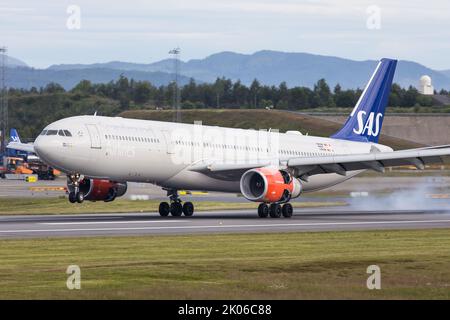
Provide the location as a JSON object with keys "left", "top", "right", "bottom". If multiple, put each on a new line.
{"left": 5, "top": 50, "right": 450, "bottom": 90}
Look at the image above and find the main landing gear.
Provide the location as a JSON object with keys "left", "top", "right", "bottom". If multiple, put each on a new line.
{"left": 159, "top": 189, "right": 195, "bottom": 217}
{"left": 67, "top": 173, "right": 85, "bottom": 204}
{"left": 257, "top": 203, "right": 293, "bottom": 218}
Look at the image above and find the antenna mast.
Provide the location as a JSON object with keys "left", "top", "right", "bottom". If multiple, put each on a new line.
{"left": 0, "top": 47, "right": 8, "bottom": 157}
{"left": 169, "top": 47, "right": 181, "bottom": 122}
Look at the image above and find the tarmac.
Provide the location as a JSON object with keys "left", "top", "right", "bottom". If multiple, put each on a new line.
{"left": 1, "top": 208, "right": 450, "bottom": 238}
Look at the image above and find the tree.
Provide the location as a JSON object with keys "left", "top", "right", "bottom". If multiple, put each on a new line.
{"left": 133, "top": 81, "right": 152, "bottom": 104}
{"left": 389, "top": 83, "right": 403, "bottom": 107}
{"left": 334, "top": 85, "right": 359, "bottom": 108}
{"left": 249, "top": 79, "right": 260, "bottom": 108}
{"left": 44, "top": 82, "right": 65, "bottom": 94}
{"left": 274, "top": 82, "right": 289, "bottom": 109}
{"left": 213, "top": 78, "right": 225, "bottom": 108}
{"left": 181, "top": 78, "right": 198, "bottom": 103}
{"left": 334, "top": 84, "right": 342, "bottom": 95}
{"left": 72, "top": 80, "right": 93, "bottom": 94}
{"left": 289, "top": 87, "right": 312, "bottom": 109}
{"left": 313, "top": 79, "right": 334, "bottom": 107}
{"left": 232, "top": 80, "right": 249, "bottom": 108}
{"left": 403, "top": 86, "right": 419, "bottom": 107}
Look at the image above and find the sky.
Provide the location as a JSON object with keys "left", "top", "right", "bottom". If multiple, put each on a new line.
{"left": 0, "top": 0, "right": 449, "bottom": 70}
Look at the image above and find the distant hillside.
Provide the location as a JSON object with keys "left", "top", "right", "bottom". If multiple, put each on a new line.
{"left": 440, "top": 70, "right": 450, "bottom": 78}
{"left": 0, "top": 54, "right": 28, "bottom": 68}
{"left": 6, "top": 67, "right": 194, "bottom": 90}
{"left": 8, "top": 51, "right": 450, "bottom": 90}
{"left": 49, "top": 50, "right": 450, "bottom": 89}
{"left": 119, "top": 109, "right": 422, "bottom": 150}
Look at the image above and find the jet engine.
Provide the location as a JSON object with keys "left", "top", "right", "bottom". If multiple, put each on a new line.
{"left": 69, "top": 178, "right": 127, "bottom": 202}
{"left": 240, "top": 167, "right": 302, "bottom": 203}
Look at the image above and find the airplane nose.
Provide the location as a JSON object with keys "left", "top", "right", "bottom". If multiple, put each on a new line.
{"left": 34, "top": 136, "right": 46, "bottom": 156}
{"left": 34, "top": 136, "right": 57, "bottom": 165}
{"left": 34, "top": 136, "right": 43, "bottom": 154}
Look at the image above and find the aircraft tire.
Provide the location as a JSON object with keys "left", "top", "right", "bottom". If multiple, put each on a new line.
{"left": 76, "top": 192, "right": 84, "bottom": 203}
{"left": 159, "top": 202, "right": 170, "bottom": 216}
{"left": 68, "top": 192, "right": 77, "bottom": 203}
{"left": 183, "top": 202, "right": 194, "bottom": 216}
{"left": 282, "top": 203, "right": 293, "bottom": 218}
{"left": 170, "top": 202, "right": 183, "bottom": 216}
{"left": 269, "top": 203, "right": 282, "bottom": 218}
{"left": 258, "top": 203, "right": 269, "bottom": 218}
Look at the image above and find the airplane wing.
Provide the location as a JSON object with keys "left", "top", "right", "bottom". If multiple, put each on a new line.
{"left": 189, "top": 146, "right": 450, "bottom": 181}
{"left": 287, "top": 146, "right": 450, "bottom": 180}
{"left": 7, "top": 142, "right": 35, "bottom": 153}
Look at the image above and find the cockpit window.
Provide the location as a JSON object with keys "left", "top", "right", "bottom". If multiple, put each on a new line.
{"left": 46, "top": 130, "right": 58, "bottom": 135}
{"left": 40, "top": 130, "right": 47, "bottom": 136}
{"left": 58, "top": 130, "right": 65, "bottom": 136}
{"left": 63, "top": 130, "right": 72, "bottom": 137}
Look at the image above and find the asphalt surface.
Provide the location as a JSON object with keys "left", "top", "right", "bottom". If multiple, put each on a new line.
{"left": 1, "top": 208, "right": 450, "bottom": 238}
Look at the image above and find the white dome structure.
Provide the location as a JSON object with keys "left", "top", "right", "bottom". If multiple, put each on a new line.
{"left": 418, "top": 75, "right": 434, "bottom": 95}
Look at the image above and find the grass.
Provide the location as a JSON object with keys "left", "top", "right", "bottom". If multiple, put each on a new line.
{"left": 0, "top": 229, "right": 449, "bottom": 299}
{"left": 0, "top": 198, "right": 347, "bottom": 215}
{"left": 119, "top": 109, "right": 423, "bottom": 150}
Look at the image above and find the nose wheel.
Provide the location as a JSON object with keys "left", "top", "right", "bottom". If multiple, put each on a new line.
{"left": 258, "top": 203, "right": 293, "bottom": 218}
{"left": 159, "top": 189, "right": 195, "bottom": 217}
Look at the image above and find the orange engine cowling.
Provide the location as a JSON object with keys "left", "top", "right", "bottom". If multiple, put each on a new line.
{"left": 73, "top": 179, "right": 127, "bottom": 202}
{"left": 240, "top": 167, "right": 302, "bottom": 203}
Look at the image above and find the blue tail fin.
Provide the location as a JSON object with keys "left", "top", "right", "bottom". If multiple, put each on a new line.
{"left": 331, "top": 58, "right": 397, "bottom": 143}
{"left": 10, "top": 128, "right": 21, "bottom": 143}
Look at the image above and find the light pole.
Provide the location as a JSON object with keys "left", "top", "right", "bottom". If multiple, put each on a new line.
{"left": 0, "top": 47, "right": 8, "bottom": 159}
{"left": 169, "top": 47, "right": 181, "bottom": 122}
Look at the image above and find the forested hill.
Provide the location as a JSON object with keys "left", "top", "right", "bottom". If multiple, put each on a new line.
{"left": 8, "top": 75, "right": 447, "bottom": 141}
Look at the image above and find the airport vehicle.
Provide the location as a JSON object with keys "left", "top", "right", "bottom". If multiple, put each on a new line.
{"left": 9, "top": 58, "right": 450, "bottom": 217}
{"left": 6, "top": 129, "right": 59, "bottom": 180}
{"left": 0, "top": 156, "right": 33, "bottom": 178}
{"left": 26, "top": 155, "right": 61, "bottom": 180}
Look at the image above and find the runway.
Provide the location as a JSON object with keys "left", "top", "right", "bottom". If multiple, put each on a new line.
{"left": 1, "top": 208, "right": 450, "bottom": 238}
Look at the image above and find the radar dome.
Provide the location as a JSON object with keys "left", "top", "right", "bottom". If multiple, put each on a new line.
{"left": 418, "top": 75, "right": 434, "bottom": 95}
{"left": 420, "top": 75, "right": 432, "bottom": 86}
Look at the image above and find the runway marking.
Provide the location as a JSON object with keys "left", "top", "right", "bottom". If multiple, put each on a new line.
{"left": 1, "top": 219, "right": 450, "bottom": 234}
{"left": 40, "top": 220, "right": 186, "bottom": 225}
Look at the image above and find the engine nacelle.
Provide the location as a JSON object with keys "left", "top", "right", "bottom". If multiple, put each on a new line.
{"left": 240, "top": 167, "right": 302, "bottom": 203}
{"left": 70, "top": 179, "right": 127, "bottom": 202}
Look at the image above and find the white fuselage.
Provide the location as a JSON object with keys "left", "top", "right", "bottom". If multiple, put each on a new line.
{"left": 34, "top": 115, "right": 393, "bottom": 193}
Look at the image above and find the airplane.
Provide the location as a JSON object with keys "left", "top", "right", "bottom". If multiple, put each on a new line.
{"left": 9, "top": 58, "right": 450, "bottom": 218}
{"left": 7, "top": 128, "right": 35, "bottom": 154}
{"left": 10, "top": 128, "right": 21, "bottom": 143}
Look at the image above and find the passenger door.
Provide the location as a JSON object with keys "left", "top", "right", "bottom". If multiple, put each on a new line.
{"left": 86, "top": 124, "right": 102, "bottom": 149}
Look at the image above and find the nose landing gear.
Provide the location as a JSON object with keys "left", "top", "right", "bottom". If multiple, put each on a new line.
{"left": 159, "top": 189, "right": 195, "bottom": 217}
{"left": 67, "top": 173, "right": 85, "bottom": 203}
